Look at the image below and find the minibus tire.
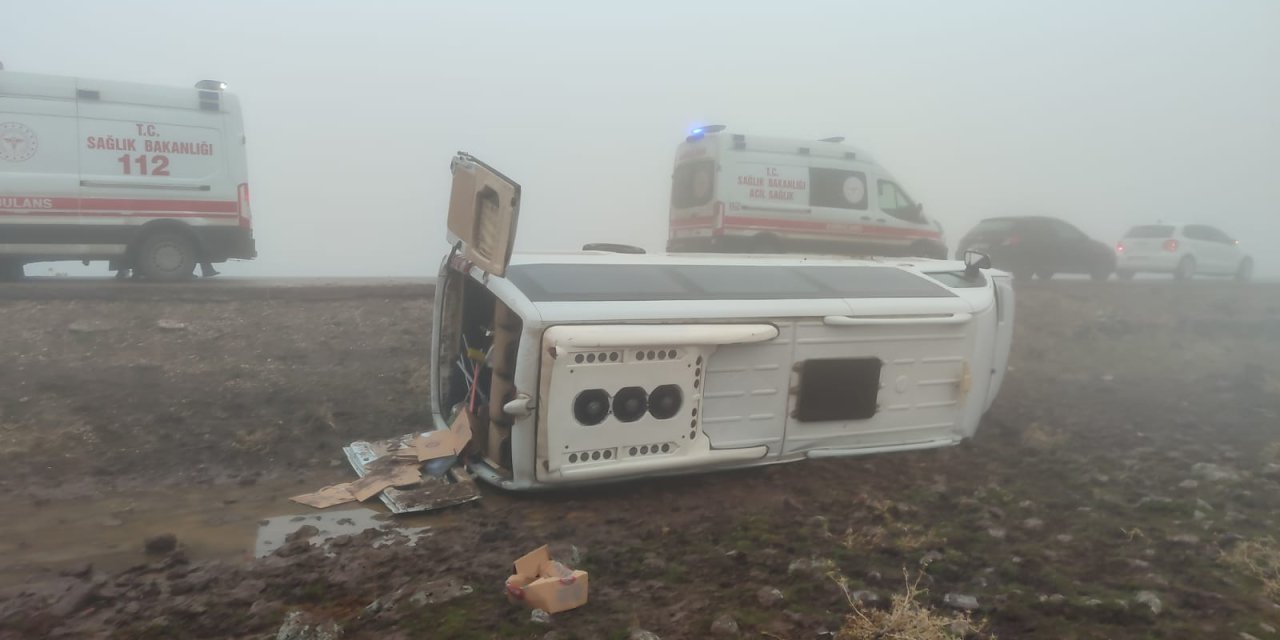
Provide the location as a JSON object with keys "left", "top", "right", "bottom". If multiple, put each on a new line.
{"left": 135, "top": 231, "right": 198, "bottom": 282}
{"left": 0, "top": 259, "right": 24, "bottom": 281}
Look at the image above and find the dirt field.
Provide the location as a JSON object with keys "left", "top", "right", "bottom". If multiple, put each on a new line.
{"left": 1, "top": 279, "right": 1278, "bottom": 639}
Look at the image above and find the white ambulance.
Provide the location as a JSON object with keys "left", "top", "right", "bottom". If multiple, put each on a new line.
{"left": 667, "top": 126, "right": 947, "bottom": 259}
{"left": 0, "top": 70, "right": 255, "bottom": 280}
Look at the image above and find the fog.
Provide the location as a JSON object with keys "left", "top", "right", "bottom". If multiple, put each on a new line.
{"left": 8, "top": 0, "right": 1279, "bottom": 277}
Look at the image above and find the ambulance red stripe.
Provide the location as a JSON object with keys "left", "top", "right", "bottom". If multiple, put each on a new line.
{"left": 0, "top": 196, "right": 239, "bottom": 216}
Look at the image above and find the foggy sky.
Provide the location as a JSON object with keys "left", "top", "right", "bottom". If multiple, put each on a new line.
{"left": 7, "top": 0, "right": 1279, "bottom": 277}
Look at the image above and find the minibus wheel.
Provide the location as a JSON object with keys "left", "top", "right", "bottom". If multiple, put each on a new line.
{"left": 0, "top": 259, "right": 24, "bottom": 281}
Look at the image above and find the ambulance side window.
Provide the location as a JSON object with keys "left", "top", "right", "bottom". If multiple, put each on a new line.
{"left": 808, "top": 168, "right": 867, "bottom": 210}
{"left": 877, "top": 180, "right": 923, "bottom": 223}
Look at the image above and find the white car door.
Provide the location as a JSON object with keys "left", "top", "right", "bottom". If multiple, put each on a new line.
{"left": 1181, "top": 225, "right": 1220, "bottom": 273}
{"left": 1203, "top": 226, "right": 1240, "bottom": 274}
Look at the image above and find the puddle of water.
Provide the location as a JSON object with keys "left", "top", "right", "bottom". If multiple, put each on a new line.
{"left": 0, "top": 465, "right": 488, "bottom": 588}
{"left": 254, "top": 508, "right": 430, "bottom": 557}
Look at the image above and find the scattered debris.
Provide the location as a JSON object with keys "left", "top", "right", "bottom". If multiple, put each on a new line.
{"left": 290, "top": 484, "right": 357, "bottom": 509}
{"left": 505, "top": 545, "right": 589, "bottom": 614}
{"left": 530, "top": 608, "right": 552, "bottom": 624}
{"left": 156, "top": 319, "right": 188, "bottom": 331}
{"left": 337, "top": 410, "right": 482, "bottom": 514}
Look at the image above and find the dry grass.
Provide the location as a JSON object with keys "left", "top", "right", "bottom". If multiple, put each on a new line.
{"left": 832, "top": 569, "right": 989, "bottom": 640}
{"left": 1223, "top": 538, "right": 1280, "bottom": 603}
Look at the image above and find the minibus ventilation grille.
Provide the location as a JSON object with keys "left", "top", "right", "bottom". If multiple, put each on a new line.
{"left": 566, "top": 448, "right": 615, "bottom": 464}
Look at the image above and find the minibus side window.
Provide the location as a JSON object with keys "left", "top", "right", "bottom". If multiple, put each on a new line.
{"left": 877, "top": 180, "right": 924, "bottom": 223}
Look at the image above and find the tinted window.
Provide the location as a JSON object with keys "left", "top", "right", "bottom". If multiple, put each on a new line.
{"left": 809, "top": 168, "right": 867, "bottom": 210}
{"left": 877, "top": 180, "right": 924, "bottom": 223}
{"left": 973, "top": 219, "right": 1018, "bottom": 234}
{"left": 671, "top": 159, "right": 715, "bottom": 208}
{"left": 1125, "top": 225, "right": 1175, "bottom": 238}
{"left": 1050, "top": 220, "right": 1087, "bottom": 241}
{"left": 504, "top": 263, "right": 955, "bottom": 302}
{"left": 1202, "top": 226, "right": 1234, "bottom": 244}
{"left": 678, "top": 265, "right": 827, "bottom": 298}
{"left": 1182, "top": 225, "right": 1211, "bottom": 241}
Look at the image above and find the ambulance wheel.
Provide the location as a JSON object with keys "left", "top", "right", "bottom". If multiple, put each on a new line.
{"left": 135, "top": 231, "right": 198, "bottom": 282}
{"left": 0, "top": 259, "right": 24, "bottom": 281}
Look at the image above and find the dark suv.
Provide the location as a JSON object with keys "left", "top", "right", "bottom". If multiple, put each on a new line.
{"left": 956, "top": 216, "right": 1115, "bottom": 281}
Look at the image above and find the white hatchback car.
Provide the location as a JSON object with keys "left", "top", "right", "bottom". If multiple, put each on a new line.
{"left": 1115, "top": 224, "right": 1253, "bottom": 281}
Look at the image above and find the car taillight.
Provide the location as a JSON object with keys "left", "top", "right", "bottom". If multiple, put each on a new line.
{"left": 1005, "top": 234, "right": 1021, "bottom": 246}
{"left": 1163, "top": 238, "right": 1178, "bottom": 252}
{"left": 1116, "top": 241, "right": 1126, "bottom": 253}
{"left": 237, "top": 183, "right": 252, "bottom": 228}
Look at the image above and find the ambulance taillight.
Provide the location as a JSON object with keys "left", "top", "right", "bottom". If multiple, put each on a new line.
{"left": 237, "top": 183, "right": 252, "bottom": 228}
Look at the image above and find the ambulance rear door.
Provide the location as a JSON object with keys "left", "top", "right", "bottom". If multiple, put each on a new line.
{"left": 0, "top": 73, "right": 80, "bottom": 243}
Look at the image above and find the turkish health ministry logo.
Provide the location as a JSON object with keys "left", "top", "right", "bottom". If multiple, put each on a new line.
{"left": 0, "top": 122, "right": 39, "bottom": 162}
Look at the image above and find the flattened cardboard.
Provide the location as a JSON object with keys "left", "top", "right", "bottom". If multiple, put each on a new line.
{"left": 289, "top": 483, "right": 356, "bottom": 509}
{"left": 343, "top": 433, "right": 483, "bottom": 514}
{"left": 349, "top": 464, "right": 421, "bottom": 502}
{"left": 413, "top": 410, "right": 473, "bottom": 462}
{"left": 505, "top": 545, "right": 589, "bottom": 614}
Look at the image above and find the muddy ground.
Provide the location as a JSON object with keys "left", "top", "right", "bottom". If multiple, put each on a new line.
{"left": 0, "top": 279, "right": 1278, "bottom": 639}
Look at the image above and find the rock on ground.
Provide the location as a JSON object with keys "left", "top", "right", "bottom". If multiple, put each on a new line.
{"left": 1134, "top": 590, "right": 1163, "bottom": 615}
{"left": 756, "top": 586, "right": 784, "bottom": 608}
{"left": 710, "top": 613, "right": 739, "bottom": 636}
{"left": 144, "top": 533, "right": 178, "bottom": 554}
{"left": 275, "top": 610, "right": 343, "bottom": 640}
{"left": 944, "top": 593, "right": 980, "bottom": 611}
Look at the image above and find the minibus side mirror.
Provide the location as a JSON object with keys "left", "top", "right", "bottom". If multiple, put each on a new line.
{"left": 963, "top": 249, "right": 992, "bottom": 277}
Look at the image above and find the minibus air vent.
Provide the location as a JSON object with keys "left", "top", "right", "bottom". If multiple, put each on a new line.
{"left": 76, "top": 89, "right": 99, "bottom": 100}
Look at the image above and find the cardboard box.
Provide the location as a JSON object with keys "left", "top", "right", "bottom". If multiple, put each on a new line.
{"left": 504, "top": 545, "right": 588, "bottom": 614}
